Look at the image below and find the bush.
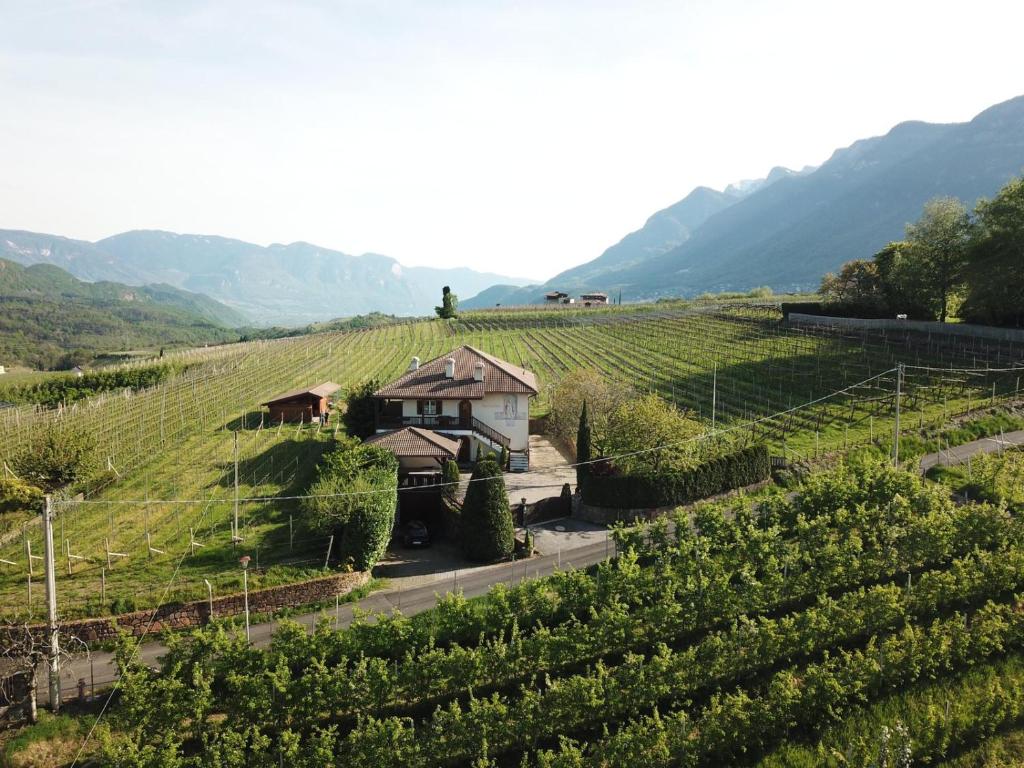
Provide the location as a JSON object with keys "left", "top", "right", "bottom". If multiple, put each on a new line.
{"left": 9, "top": 421, "right": 99, "bottom": 493}
{"left": 302, "top": 438, "right": 399, "bottom": 570}
{"left": 459, "top": 458, "right": 514, "bottom": 562}
{"left": 0, "top": 474, "right": 44, "bottom": 514}
{"left": 342, "top": 378, "right": 381, "bottom": 439}
{"left": 580, "top": 445, "right": 770, "bottom": 509}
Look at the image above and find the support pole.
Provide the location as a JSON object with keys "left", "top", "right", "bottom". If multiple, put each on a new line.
{"left": 42, "top": 495, "right": 60, "bottom": 712}
{"left": 233, "top": 431, "right": 241, "bottom": 544}
{"left": 893, "top": 363, "right": 903, "bottom": 468}
{"left": 711, "top": 362, "right": 717, "bottom": 432}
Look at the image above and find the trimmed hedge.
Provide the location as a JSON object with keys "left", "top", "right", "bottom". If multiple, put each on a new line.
{"left": 580, "top": 444, "right": 770, "bottom": 509}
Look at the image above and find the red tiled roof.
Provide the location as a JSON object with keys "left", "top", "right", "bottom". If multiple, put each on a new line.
{"left": 366, "top": 427, "right": 461, "bottom": 459}
{"left": 373, "top": 345, "right": 538, "bottom": 399}
{"left": 262, "top": 382, "right": 340, "bottom": 406}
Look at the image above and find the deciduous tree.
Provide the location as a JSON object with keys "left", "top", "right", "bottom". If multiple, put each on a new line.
{"left": 901, "top": 197, "right": 972, "bottom": 321}
{"left": 962, "top": 175, "right": 1024, "bottom": 327}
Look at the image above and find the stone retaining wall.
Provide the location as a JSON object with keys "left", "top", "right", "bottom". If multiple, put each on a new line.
{"left": 3, "top": 571, "right": 368, "bottom": 649}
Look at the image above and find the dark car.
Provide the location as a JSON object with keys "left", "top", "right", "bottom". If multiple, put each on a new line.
{"left": 401, "top": 519, "right": 431, "bottom": 548}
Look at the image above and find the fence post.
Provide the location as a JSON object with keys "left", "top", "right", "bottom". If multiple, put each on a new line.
{"left": 323, "top": 535, "right": 334, "bottom": 570}
{"left": 42, "top": 495, "right": 60, "bottom": 712}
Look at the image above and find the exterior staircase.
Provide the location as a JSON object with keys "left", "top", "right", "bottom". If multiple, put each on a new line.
{"left": 508, "top": 450, "right": 529, "bottom": 472}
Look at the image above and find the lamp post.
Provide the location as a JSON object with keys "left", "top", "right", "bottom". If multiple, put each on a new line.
{"left": 239, "top": 555, "right": 251, "bottom": 643}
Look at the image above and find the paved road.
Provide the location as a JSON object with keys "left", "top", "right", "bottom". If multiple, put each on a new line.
{"left": 919, "top": 429, "right": 1024, "bottom": 474}
{"left": 42, "top": 525, "right": 614, "bottom": 705}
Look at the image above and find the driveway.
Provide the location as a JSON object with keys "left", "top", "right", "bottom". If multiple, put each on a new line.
{"left": 504, "top": 435, "right": 576, "bottom": 505}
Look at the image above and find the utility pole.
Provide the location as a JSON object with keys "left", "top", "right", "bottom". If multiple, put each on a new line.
{"left": 893, "top": 363, "right": 903, "bottom": 467}
{"left": 42, "top": 495, "right": 60, "bottom": 712}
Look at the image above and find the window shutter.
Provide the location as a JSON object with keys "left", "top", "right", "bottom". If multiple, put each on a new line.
{"left": 417, "top": 400, "right": 424, "bottom": 415}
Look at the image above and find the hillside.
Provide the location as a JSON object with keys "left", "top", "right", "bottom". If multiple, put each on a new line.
{"left": 0, "top": 229, "right": 539, "bottom": 324}
{"left": 466, "top": 93, "right": 1024, "bottom": 305}
{"left": 0, "top": 258, "right": 241, "bottom": 369}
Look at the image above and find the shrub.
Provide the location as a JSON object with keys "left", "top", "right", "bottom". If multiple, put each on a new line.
{"left": 9, "top": 421, "right": 99, "bottom": 493}
{"left": 342, "top": 378, "right": 381, "bottom": 439}
{"left": 460, "top": 458, "right": 513, "bottom": 562}
{"left": 441, "top": 459, "right": 461, "bottom": 503}
{"left": 580, "top": 445, "right": 770, "bottom": 509}
{"left": 576, "top": 401, "right": 591, "bottom": 486}
{"left": 0, "top": 474, "right": 44, "bottom": 514}
{"left": 302, "top": 439, "right": 399, "bottom": 570}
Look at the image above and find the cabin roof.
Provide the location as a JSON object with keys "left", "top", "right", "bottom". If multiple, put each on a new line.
{"left": 366, "top": 427, "right": 461, "bottom": 459}
{"left": 262, "top": 382, "right": 341, "bottom": 406}
{"left": 373, "top": 345, "right": 538, "bottom": 400}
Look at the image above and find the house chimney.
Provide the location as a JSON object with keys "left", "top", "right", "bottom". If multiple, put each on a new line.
{"left": 409, "top": 356, "right": 420, "bottom": 371}
{"left": 473, "top": 361, "right": 485, "bottom": 382}
{"left": 444, "top": 357, "right": 456, "bottom": 379}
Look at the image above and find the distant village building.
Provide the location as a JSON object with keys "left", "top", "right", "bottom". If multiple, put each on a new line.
{"left": 71, "top": 366, "right": 85, "bottom": 377}
{"left": 0, "top": 365, "right": 6, "bottom": 375}
{"left": 579, "top": 292, "right": 609, "bottom": 307}
{"left": 372, "top": 345, "right": 538, "bottom": 471}
{"left": 545, "top": 291, "right": 569, "bottom": 303}
{"left": 262, "top": 382, "right": 340, "bottom": 423}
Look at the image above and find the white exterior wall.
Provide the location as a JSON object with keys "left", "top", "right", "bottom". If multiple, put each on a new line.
{"left": 391, "top": 394, "right": 531, "bottom": 452}
{"left": 473, "top": 393, "right": 530, "bottom": 452}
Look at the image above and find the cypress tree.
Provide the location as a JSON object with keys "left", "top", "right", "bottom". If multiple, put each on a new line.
{"left": 576, "top": 400, "right": 592, "bottom": 487}
{"left": 459, "top": 457, "right": 513, "bottom": 562}
{"left": 441, "top": 458, "right": 461, "bottom": 503}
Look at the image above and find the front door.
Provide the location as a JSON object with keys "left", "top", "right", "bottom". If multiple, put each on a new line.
{"left": 458, "top": 399, "right": 472, "bottom": 427}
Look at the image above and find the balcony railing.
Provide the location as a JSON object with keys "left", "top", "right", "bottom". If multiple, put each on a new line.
{"left": 377, "top": 414, "right": 511, "bottom": 449}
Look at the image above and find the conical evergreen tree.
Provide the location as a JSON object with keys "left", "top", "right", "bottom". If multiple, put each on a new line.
{"left": 576, "top": 400, "right": 592, "bottom": 487}
{"left": 460, "top": 457, "right": 513, "bottom": 562}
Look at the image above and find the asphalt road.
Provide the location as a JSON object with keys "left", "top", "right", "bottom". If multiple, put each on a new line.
{"left": 918, "top": 429, "right": 1024, "bottom": 474}
{"left": 42, "top": 533, "right": 614, "bottom": 705}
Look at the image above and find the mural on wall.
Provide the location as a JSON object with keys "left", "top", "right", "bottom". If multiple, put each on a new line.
{"left": 496, "top": 395, "right": 519, "bottom": 425}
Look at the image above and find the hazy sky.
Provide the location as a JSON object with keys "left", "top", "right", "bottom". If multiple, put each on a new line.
{"left": 1, "top": 0, "right": 1022, "bottom": 281}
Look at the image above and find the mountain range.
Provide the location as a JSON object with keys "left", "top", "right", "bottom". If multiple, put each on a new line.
{"left": 0, "top": 257, "right": 242, "bottom": 369}
{"left": 463, "top": 94, "right": 1024, "bottom": 308}
{"left": 0, "top": 230, "right": 538, "bottom": 324}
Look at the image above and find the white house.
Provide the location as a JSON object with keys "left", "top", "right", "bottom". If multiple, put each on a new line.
{"left": 0, "top": 365, "right": 6, "bottom": 375}
{"left": 373, "top": 345, "right": 538, "bottom": 471}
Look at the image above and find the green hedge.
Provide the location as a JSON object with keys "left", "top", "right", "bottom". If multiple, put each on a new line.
{"left": 580, "top": 444, "right": 770, "bottom": 509}
{"left": 301, "top": 438, "right": 399, "bottom": 570}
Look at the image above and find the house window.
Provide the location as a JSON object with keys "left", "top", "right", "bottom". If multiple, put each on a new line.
{"left": 417, "top": 399, "right": 440, "bottom": 416}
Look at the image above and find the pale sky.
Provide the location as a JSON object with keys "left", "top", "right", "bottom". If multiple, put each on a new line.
{"left": 1, "top": 0, "right": 1022, "bottom": 282}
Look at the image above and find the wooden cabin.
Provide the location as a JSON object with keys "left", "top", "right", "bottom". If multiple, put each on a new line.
{"left": 262, "top": 382, "right": 340, "bottom": 423}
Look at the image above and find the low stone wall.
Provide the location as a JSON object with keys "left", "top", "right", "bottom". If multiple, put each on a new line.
{"left": 4, "top": 571, "right": 368, "bottom": 649}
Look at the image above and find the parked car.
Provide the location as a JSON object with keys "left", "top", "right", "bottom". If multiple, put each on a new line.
{"left": 401, "top": 519, "right": 431, "bottom": 548}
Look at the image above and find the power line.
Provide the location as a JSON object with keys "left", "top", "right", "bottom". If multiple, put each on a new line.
{"left": 56, "top": 368, "right": 899, "bottom": 508}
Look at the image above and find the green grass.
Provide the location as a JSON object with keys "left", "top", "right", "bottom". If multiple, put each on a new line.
{"left": 1, "top": 712, "right": 93, "bottom": 768}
